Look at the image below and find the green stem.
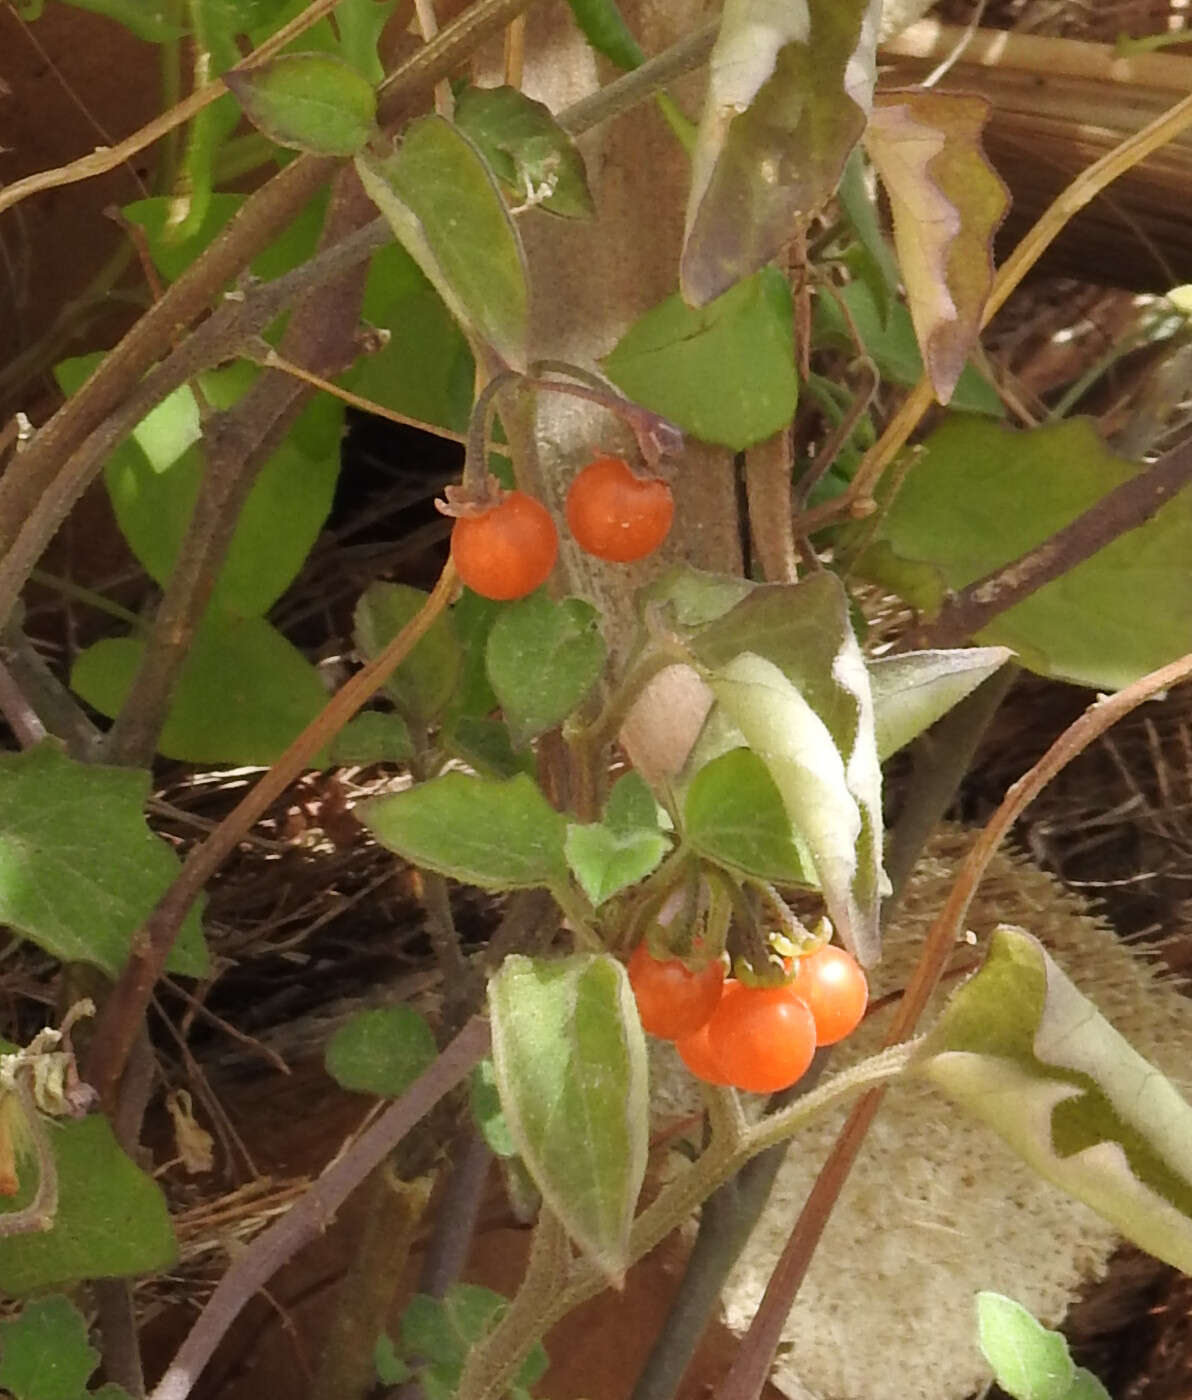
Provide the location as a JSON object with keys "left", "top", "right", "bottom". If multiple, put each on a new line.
{"left": 28, "top": 568, "right": 148, "bottom": 631}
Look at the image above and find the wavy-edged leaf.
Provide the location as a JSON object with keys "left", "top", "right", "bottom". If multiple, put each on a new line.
{"left": 869, "top": 646, "right": 1012, "bottom": 759}
{"left": 361, "top": 773, "right": 569, "bottom": 890}
{"left": 863, "top": 90, "right": 1009, "bottom": 404}
{"left": 915, "top": 926, "right": 1192, "bottom": 1275}
{"left": 0, "top": 1116, "right": 176, "bottom": 1293}
{"left": 225, "top": 51, "right": 378, "bottom": 156}
{"left": 0, "top": 742, "right": 207, "bottom": 977}
{"left": 455, "top": 85, "right": 593, "bottom": 220}
{"left": 356, "top": 117, "right": 529, "bottom": 370}
{"left": 602, "top": 269, "right": 797, "bottom": 450}
{"left": 681, "top": 0, "right": 879, "bottom": 305}
{"left": 0, "top": 1296, "right": 98, "bottom": 1400}
{"left": 857, "top": 415, "right": 1192, "bottom": 689}
{"left": 691, "top": 572, "right": 883, "bottom": 963}
{"left": 488, "top": 954, "right": 648, "bottom": 1279}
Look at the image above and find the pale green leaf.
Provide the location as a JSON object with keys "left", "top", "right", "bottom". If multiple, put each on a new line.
{"left": 975, "top": 1292, "right": 1075, "bottom": 1400}
{"left": 868, "top": 646, "right": 1012, "bottom": 759}
{"left": 915, "top": 926, "right": 1192, "bottom": 1274}
{"left": 0, "top": 742, "right": 207, "bottom": 977}
{"left": 488, "top": 954, "right": 648, "bottom": 1278}
{"left": 564, "top": 822, "right": 669, "bottom": 907}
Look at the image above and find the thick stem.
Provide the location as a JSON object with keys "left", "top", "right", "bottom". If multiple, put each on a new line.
{"left": 309, "top": 1171, "right": 432, "bottom": 1400}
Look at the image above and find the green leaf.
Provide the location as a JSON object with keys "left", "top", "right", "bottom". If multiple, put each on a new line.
{"left": 486, "top": 593, "right": 606, "bottom": 744}
{"left": 488, "top": 954, "right": 648, "bottom": 1279}
{"left": 399, "top": 1285, "right": 547, "bottom": 1400}
{"left": 354, "top": 582, "right": 462, "bottom": 723}
{"left": 975, "top": 1293, "right": 1075, "bottom": 1400}
{"left": 602, "top": 269, "right": 797, "bottom": 450}
{"left": 0, "top": 1116, "right": 176, "bottom": 1294}
{"left": 356, "top": 117, "right": 530, "bottom": 370}
{"left": 857, "top": 415, "right": 1192, "bottom": 689}
{"left": 0, "top": 1296, "right": 98, "bottom": 1400}
{"left": 374, "top": 1333, "right": 410, "bottom": 1387}
{"left": 915, "top": 926, "right": 1192, "bottom": 1274}
{"left": 863, "top": 89, "right": 1009, "bottom": 404}
{"left": 812, "top": 280, "right": 1003, "bottom": 416}
{"left": 868, "top": 646, "right": 1012, "bottom": 760}
{"left": 440, "top": 717, "right": 533, "bottom": 780}
{"left": 324, "top": 1007, "right": 437, "bottom": 1097}
{"left": 455, "top": 85, "right": 594, "bottom": 219}
{"left": 329, "top": 711, "right": 413, "bottom": 766}
{"left": 681, "top": 0, "right": 877, "bottom": 305}
{"left": 691, "top": 572, "right": 883, "bottom": 964}
{"left": 564, "top": 823, "right": 669, "bottom": 907}
{"left": 331, "top": 0, "right": 398, "bottom": 83}
{"left": 637, "top": 563, "right": 754, "bottom": 631}
{"left": 836, "top": 147, "right": 899, "bottom": 325}
{"left": 343, "top": 242, "right": 474, "bottom": 435}
{"left": 604, "top": 771, "right": 664, "bottom": 834}
{"left": 58, "top": 0, "right": 184, "bottom": 42}
{"left": 1066, "top": 1371, "right": 1113, "bottom": 1400}
{"left": 0, "top": 742, "right": 207, "bottom": 977}
{"left": 684, "top": 747, "right": 813, "bottom": 883}
{"left": 225, "top": 51, "right": 378, "bottom": 156}
{"left": 361, "top": 773, "right": 569, "bottom": 890}
{"left": 55, "top": 357, "right": 342, "bottom": 620}
{"left": 470, "top": 1059, "right": 516, "bottom": 1158}
{"left": 71, "top": 612, "right": 330, "bottom": 767}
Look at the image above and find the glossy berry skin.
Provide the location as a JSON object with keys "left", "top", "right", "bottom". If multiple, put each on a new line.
{"left": 450, "top": 491, "right": 558, "bottom": 601}
{"left": 703, "top": 982, "right": 817, "bottom": 1094}
{"left": 565, "top": 456, "right": 674, "bottom": 563}
{"left": 675, "top": 1019, "right": 733, "bottom": 1085}
{"left": 789, "top": 945, "right": 868, "bottom": 1045}
{"left": 628, "top": 943, "right": 725, "bottom": 1041}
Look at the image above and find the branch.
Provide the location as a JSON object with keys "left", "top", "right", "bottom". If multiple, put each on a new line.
{"left": 909, "top": 432, "right": 1192, "bottom": 648}
{"left": 85, "top": 560, "right": 458, "bottom": 1108}
{"left": 711, "top": 651, "right": 1192, "bottom": 1400}
{"left": 149, "top": 1015, "right": 491, "bottom": 1400}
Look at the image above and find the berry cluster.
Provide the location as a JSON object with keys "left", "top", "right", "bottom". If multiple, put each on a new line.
{"left": 628, "top": 941, "right": 868, "bottom": 1095}
{"left": 450, "top": 456, "right": 674, "bottom": 600}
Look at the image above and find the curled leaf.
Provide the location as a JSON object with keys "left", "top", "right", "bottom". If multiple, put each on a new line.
{"left": 863, "top": 89, "right": 1009, "bottom": 404}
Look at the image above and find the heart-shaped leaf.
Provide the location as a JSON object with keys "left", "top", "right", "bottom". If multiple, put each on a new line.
{"left": 564, "top": 823, "right": 669, "bottom": 908}
{"left": 684, "top": 746, "right": 813, "bottom": 884}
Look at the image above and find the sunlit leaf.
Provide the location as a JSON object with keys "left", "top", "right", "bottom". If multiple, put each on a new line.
{"left": 975, "top": 1293, "right": 1076, "bottom": 1400}
{"left": 602, "top": 269, "right": 797, "bottom": 450}
{"left": 868, "top": 646, "right": 1012, "bottom": 759}
{"left": 356, "top": 117, "right": 530, "bottom": 369}
{"left": 915, "top": 926, "right": 1192, "bottom": 1275}
{"left": 564, "top": 822, "right": 669, "bottom": 908}
{"left": 488, "top": 954, "right": 648, "bottom": 1279}
{"left": 0, "top": 742, "right": 207, "bottom": 977}
{"left": 857, "top": 415, "right": 1192, "bottom": 689}
{"left": 71, "top": 612, "right": 330, "bottom": 767}
{"left": 684, "top": 747, "right": 813, "bottom": 884}
{"left": 681, "top": 0, "right": 879, "bottom": 305}
{"left": 863, "top": 90, "right": 1009, "bottom": 404}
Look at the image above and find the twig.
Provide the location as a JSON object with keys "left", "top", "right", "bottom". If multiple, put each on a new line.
{"left": 148, "top": 1015, "right": 491, "bottom": 1400}
{"left": 712, "top": 655, "right": 1192, "bottom": 1400}
{"left": 86, "top": 561, "right": 458, "bottom": 1109}
{"left": 909, "top": 431, "right": 1192, "bottom": 649}
{"left": 416, "top": 1129, "right": 493, "bottom": 1298}
{"left": 0, "top": 623, "right": 102, "bottom": 759}
{"left": 744, "top": 431, "right": 798, "bottom": 583}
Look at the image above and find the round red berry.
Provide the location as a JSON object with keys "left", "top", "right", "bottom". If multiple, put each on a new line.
{"left": 788, "top": 944, "right": 868, "bottom": 1046}
{"left": 628, "top": 943, "right": 725, "bottom": 1041}
{"left": 565, "top": 456, "right": 674, "bottom": 563}
{"left": 450, "top": 491, "right": 558, "bottom": 600}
